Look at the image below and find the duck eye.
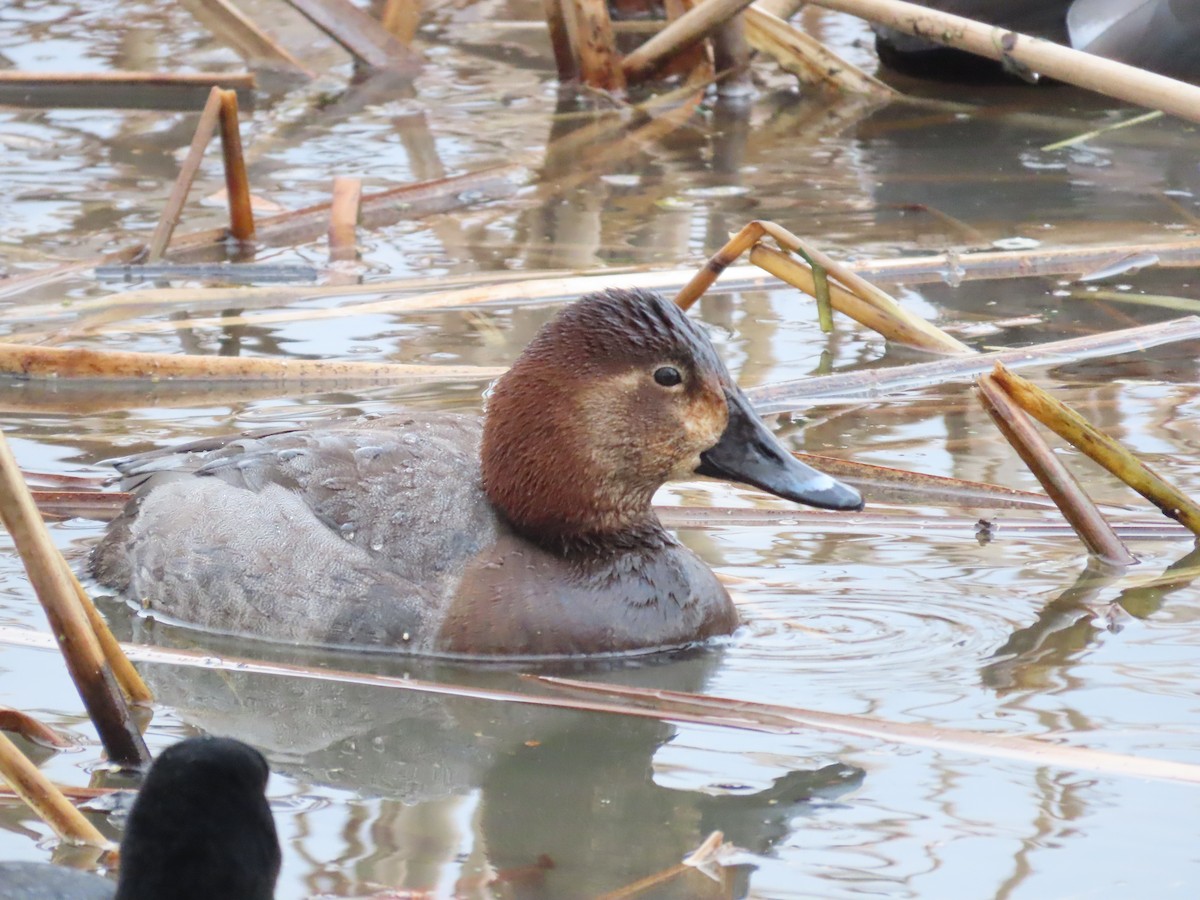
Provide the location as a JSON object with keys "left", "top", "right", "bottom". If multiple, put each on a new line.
{"left": 654, "top": 366, "right": 683, "bottom": 387}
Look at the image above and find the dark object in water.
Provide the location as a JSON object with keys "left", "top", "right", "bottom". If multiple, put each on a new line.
{"left": 1068, "top": 0, "right": 1200, "bottom": 82}
{"left": 873, "top": 0, "right": 1200, "bottom": 83}
{"left": 0, "top": 736, "right": 280, "bottom": 900}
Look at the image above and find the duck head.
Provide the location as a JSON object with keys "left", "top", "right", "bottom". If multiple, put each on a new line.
{"left": 482, "top": 288, "right": 863, "bottom": 554}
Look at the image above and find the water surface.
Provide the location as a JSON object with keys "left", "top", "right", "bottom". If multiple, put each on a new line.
{"left": 2, "top": 3, "right": 1200, "bottom": 898}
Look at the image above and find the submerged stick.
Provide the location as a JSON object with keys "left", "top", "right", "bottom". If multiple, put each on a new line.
{"left": 147, "top": 88, "right": 225, "bottom": 261}
{"left": 217, "top": 89, "right": 255, "bottom": 243}
{"left": 0, "top": 344, "right": 504, "bottom": 383}
{"left": 0, "top": 784, "right": 117, "bottom": 802}
{"left": 976, "top": 375, "right": 1135, "bottom": 567}
{"left": 5, "top": 627, "right": 1200, "bottom": 784}
{"left": 0, "top": 731, "right": 108, "bottom": 847}
{"left": 809, "top": 0, "right": 1200, "bottom": 125}
{"left": 0, "top": 433, "right": 149, "bottom": 767}
{"left": 990, "top": 363, "right": 1200, "bottom": 536}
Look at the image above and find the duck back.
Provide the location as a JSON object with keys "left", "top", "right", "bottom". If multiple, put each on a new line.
{"left": 92, "top": 413, "right": 499, "bottom": 651}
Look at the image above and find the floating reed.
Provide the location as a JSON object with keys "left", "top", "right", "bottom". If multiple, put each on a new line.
{"left": 0, "top": 344, "right": 504, "bottom": 384}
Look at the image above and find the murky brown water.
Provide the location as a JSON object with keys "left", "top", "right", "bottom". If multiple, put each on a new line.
{"left": 3, "top": 3, "right": 1200, "bottom": 898}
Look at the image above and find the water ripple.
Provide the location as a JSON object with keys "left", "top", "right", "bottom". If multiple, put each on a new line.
{"left": 729, "top": 580, "right": 1024, "bottom": 691}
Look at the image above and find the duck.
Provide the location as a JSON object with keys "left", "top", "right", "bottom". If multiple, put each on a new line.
{"left": 90, "top": 288, "right": 862, "bottom": 659}
{"left": 0, "top": 735, "right": 280, "bottom": 900}
{"left": 872, "top": 0, "right": 1200, "bottom": 83}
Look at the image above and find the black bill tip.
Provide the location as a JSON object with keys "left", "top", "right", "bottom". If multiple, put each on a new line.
{"left": 695, "top": 388, "right": 864, "bottom": 512}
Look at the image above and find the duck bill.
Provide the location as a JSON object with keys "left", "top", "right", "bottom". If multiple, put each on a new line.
{"left": 695, "top": 388, "right": 864, "bottom": 512}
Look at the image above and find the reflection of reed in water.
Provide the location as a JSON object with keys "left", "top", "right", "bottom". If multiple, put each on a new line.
{"left": 982, "top": 545, "right": 1200, "bottom": 693}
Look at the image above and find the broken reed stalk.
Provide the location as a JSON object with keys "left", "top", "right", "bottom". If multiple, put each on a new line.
{"left": 564, "top": 0, "right": 625, "bottom": 91}
{"left": 808, "top": 0, "right": 1200, "bottom": 126}
{"left": 0, "top": 731, "right": 108, "bottom": 847}
{"left": 0, "top": 343, "right": 504, "bottom": 383}
{"left": 147, "top": 88, "right": 225, "bottom": 261}
{"left": 183, "top": 0, "right": 311, "bottom": 74}
{"left": 742, "top": 6, "right": 895, "bottom": 97}
{"left": 976, "top": 375, "right": 1136, "bottom": 567}
{"left": 282, "top": 0, "right": 420, "bottom": 72}
{"left": 328, "top": 176, "right": 362, "bottom": 263}
{"left": 0, "top": 432, "right": 149, "bottom": 767}
{"left": 675, "top": 220, "right": 972, "bottom": 354}
{"left": 217, "top": 89, "right": 255, "bottom": 243}
{"left": 542, "top": 0, "right": 578, "bottom": 81}
{"left": 67, "top": 570, "right": 153, "bottom": 705}
{"left": 990, "top": 363, "right": 1200, "bottom": 536}
{"left": 622, "top": 0, "right": 758, "bottom": 81}
{"left": 0, "top": 707, "right": 72, "bottom": 748}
